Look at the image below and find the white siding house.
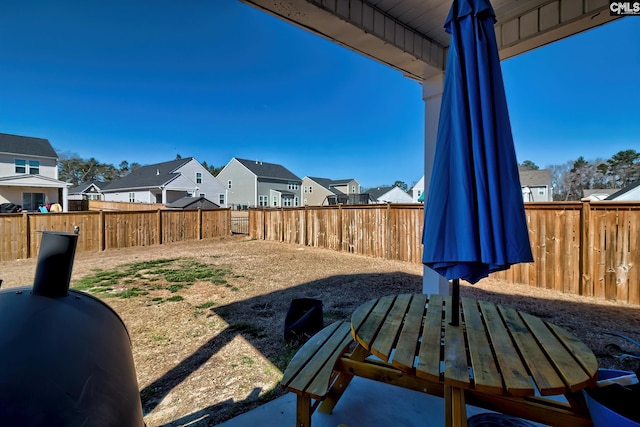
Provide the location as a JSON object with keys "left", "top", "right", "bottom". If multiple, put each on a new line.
{"left": 367, "top": 186, "right": 413, "bottom": 204}
{"left": 0, "top": 132, "right": 70, "bottom": 211}
{"left": 411, "top": 177, "right": 425, "bottom": 203}
{"left": 606, "top": 182, "right": 640, "bottom": 201}
{"left": 100, "top": 158, "right": 226, "bottom": 206}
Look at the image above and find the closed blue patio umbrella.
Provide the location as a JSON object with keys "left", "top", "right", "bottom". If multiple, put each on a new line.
{"left": 422, "top": 0, "right": 533, "bottom": 325}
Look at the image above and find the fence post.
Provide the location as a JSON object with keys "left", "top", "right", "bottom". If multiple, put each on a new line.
{"left": 23, "top": 212, "right": 30, "bottom": 259}
{"left": 99, "top": 210, "right": 105, "bottom": 251}
{"left": 303, "top": 206, "right": 308, "bottom": 246}
{"left": 338, "top": 204, "right": 343, "bottom": 252}
{"left": 579, "top": 200, "right": 591, "bottom": 297}
{"left": 157, "top": 209, "right": 163, "bottom": 245}
{"left": 197, "top": 208, "right": 203, "bottom": 240}
{"left": 386, "top": 203, "right": 392, "bottom": 260}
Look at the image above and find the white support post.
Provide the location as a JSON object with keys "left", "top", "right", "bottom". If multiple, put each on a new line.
{"left": 422, "top": 73, "right": 450, "bottom": 296}
{"left": 62, "top": 186, "right": 69, "bottom": 212}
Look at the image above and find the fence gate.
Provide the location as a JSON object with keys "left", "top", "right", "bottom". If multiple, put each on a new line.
{"left": 231, "top": 217, "right": 249, "bottom": 234}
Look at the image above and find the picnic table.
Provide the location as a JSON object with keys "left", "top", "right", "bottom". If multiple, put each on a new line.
{"left": 281, "top": 293, "right": 599, "bottom": 427}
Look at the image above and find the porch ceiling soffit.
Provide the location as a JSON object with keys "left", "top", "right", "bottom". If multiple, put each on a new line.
{"left": 241, "top": 0, "right": 618, "bottom": 81}
{"left": 0, "top": 175, "right": 70, "bottom": 188}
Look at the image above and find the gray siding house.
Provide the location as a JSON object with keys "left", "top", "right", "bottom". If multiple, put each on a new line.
{"left": 519, "top": 169, "right": 552, "bottom": 202}
{"left": 69, "top": 181, "right": 105, "bottom": 201}
{"left": 100, "top": 158, "right": 226, "bottom": 206}
{"left": 217, "top": 158, "right": 302, "bottom": 209}
{"left": 301, "top": 177, "right": 362, "bottom": 206}
{"left": 0, "top": 132, "right": 70, "bottom": 211}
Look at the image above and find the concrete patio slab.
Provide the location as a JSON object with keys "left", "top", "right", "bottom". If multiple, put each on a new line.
{"left": 217, "top": 377, "right": 508, "bottom": 427}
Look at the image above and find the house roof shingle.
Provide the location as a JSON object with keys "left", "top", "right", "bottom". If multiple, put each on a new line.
{"left": 235, "top": 158, "right": 300, "bottom": 181}
{"left": 605, "top": 181, "right": 640, "bottom": 200}
{"left": 101, "top": 158, "right": 193, "bottom": 191}
{"left": 69, "top": 181, "right": 106, "bottom": 194}
{"left": 519, "top": 169, "right": 551, "bottom": 187}
{"left": 165, "top": 196, "right": 219, "bottom": 209}
{"left": 0, "top": 132, "right": 58, "bottom": 159}
{"left": 367, "top": 186, "right": 395, "bottom": 199}
{"left": 306, "top": 177, "right": 356, "bottom": 195}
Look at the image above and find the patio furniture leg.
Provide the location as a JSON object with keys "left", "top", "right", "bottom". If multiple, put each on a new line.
{"left": 296, "top": 394, "right": 312, "bottom": 427}
{"left": 318, "top": 344, "right": 368, "bottom": 414}
{"left": 445, "top": 385, "right": 468, "bottom": 427}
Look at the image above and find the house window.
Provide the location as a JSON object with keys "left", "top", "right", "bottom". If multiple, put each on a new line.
{"left": 129, "top": 192, "right": 135, "bottom": 202}
{"left": 351, "top": 185, "right": 356, "bottom": 193}
{"left": 294, "top": 197, "right": 299, "bottom": 207}
{"left": 219, "top": 194, "right": 225, "bottom": 205}
{"left": 258, "top": 195, "right": 268, "bottom": 207}
{"left": 288, "top": 182, "right": 299, "bottom": 190}
{"left": 87, "top": 194, "right": 100, "bottom": 201}
{"left": 199, "top": 193, "right": 206, "bottom": 198}
{"left": 29, "top": 160, "right": 40, "bottom": 174}
{"left": 227, "top": 180, "right": 232, "bottom": 189}
{"left": 22, "top": 192, "right": 45, "bottom": 211}
{"left": 303, "top": 186, "right": 308, "bottom": 193}
{"left": 283, "top": 197, "right": 292, "bottom": 207}
{"left": 273, "top": 196, "right": 277, "bottom": 206}
{"left": 538, "top": 188, "right": 545, "bottom": 195}
{"left": 16, "top": 159, "right": 40, "bottom": 174}
{"left": 15, "top": 159, "right": 26, "bottom": 174}
{"left": 195, "top": 172, "right": 202, "bottom": 184}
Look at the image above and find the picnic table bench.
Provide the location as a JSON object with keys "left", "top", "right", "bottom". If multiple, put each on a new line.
{"left": 280, "top": 294, "right": 599, "bottom": 427}
{"left": 280, "top": 321, "right": 353, "bottom": 427}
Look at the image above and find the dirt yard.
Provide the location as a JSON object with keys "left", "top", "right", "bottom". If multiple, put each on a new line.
{"left": 1, "top": 235, "right": 638, "bottom": 426}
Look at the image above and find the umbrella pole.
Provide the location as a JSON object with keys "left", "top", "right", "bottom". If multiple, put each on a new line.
{"left": 450, "top": 278, "right": 460, "bottom": 326}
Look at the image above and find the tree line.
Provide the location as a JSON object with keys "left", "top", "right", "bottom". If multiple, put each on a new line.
{"left": 519, "top": 149, "right": 639, "bottom": 201}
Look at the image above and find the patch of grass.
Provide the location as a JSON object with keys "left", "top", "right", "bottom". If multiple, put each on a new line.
{"left": 241, "top": 356, "right": 254, "bottom": 367}
{"left": 71, "top": 257, "right": 234, "bottom": 302}
{"left": 113, "top": 287, "right": 148, "bottom": 298}
{"left": 167, "top": 283, "right": 185, "bottom": 293}
{"left": 196, "top": 301, "right": 216, "bottom": 309}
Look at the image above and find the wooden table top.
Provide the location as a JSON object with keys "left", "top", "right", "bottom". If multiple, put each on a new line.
{"left": 351, "top": 293, "right": 598, "bottom": 397}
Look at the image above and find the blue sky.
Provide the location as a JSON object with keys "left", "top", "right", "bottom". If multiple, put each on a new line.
{"left": 1, "top": 1, "right": 638, "bottom": 189}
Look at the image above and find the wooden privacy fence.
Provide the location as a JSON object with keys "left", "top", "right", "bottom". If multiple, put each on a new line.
{"left": 250, "top": 204, "right": 424, "bottom": 264}
{"left": 249, "top": 202, "right": 640, "bottom": 305}
{"left": 0, "top": 208, "right": 231, "bottom": 262}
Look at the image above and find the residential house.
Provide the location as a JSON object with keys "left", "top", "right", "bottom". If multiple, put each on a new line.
{"left": 0, "top": 132, "right": 70, "bottom": 211}
{"left": 165, "top": 196, "right": 219, "bottom": 210}
{"left": 519, "top": 169, "right": 552, "bottom": 202}
{"left": 410, "top": 177, "right": 424, "bottom": 203}
{"left": 367, "top": 186, "right": 413, "bottom": 204}
{"left": 301, "top": 177, "right": 366, "bottom": 205}
{"left": 100, "top": 158, "right": 226, "bottom": 206}
{"left": 605, "top": 181, "right": 640, "bottom": 201}
{"left": 217, "top": 158, "right": 302, "bottom": 209}
{"left": 582, "top": 189, "right": 620, "bottom": 201}
{"left": 68, "top": 181, "right": 106, "bottom": 201}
